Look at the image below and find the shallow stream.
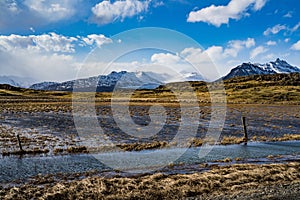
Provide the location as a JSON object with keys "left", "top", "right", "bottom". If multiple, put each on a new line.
{"left": 1, "top": 141, "right": 299, "bottom": 184}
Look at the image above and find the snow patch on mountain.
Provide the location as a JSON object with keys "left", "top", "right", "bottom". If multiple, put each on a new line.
{"left": 223, "top": 58, "right": 300, "bottom": 80}
{"left": 29, "top": 70, "right": 205, "bottom": 92}
{"left": 30, "top": 82, "right": 59, "bottom": 90}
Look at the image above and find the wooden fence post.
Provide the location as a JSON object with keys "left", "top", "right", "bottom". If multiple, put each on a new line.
{"left": 242, "top": 117, "right": 248, "bottom": 145}
{"left": 16, "top": 134, "right": 23, "bottom": 151}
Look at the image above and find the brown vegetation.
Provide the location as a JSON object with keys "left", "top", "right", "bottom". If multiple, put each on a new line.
{"left": 126, "top": 134, "right": 300, "bottom": 151}
{"left": 66, "top": 146, "right": 88, "bottom": 154}
{"left": 116, "top": 141, "right": 168, "bottom": 151}
{"left": 0, "top": 73, "right": 299, "bottom": 108}
{"left": 220, "top": 136, "right": 245, "bottom": 145}
{"left": 0, "top": 74, "right": 299, "bottom": 199}
{"left": 0, "top": 162, "right": 299, "bottom": 199}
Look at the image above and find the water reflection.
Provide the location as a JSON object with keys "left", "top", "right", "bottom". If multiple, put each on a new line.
{"left": 0, "top": 141, "right": 299, "bottom": 184}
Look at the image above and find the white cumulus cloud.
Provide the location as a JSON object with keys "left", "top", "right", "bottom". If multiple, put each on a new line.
{"left": 151, "top": 53, "right": 181, "bottom": 65}
{"left": 24, "top": 0, "right": 77, "bottom": 22}
{"left": 291, "top": 22, "right": 300, "bottom": 33}
{"left": 81, "top": 34, "right": 113, "bottom": 47}
{"left": 91, "top": 0, "right": 151, "bottom": 25}
{"left": 225, "top": 38, "right": 255, "bottom": 57}
{"left": 0, "top": 32, "right": 112, "bottom": 82}
{"left": 291, "top": 40, "right": 300, "bottom": 50}
{"left": 266, "top": 40, "right": 277, "bottom": 46}
{"left": 263, "top": 22, "right": 300, "bottom": 36}
{"left": 182, "top": 39, "right": 255, "bottom": 76}
{"left": 0, "top": 47, "right": 79, "bottom": 82}
{"left": 283, "top": 11, "right": 293, "bottom": 18}
{"left": 263, "top": 24, "right": 287, "bottom": 36}
{"left": 187, "top": 0, "right": 267, "bottom": 27}
{"left": 0, "top": 33, "right": 113, "bottom": 53}
{"left": 0, "top": 33, "right": 78, "bottom": 53}
{"left": 250, "top": 46, "right": 268, "bottom": 59}
{"left": 0, "top": 32, "right": 81, "bottom": 81}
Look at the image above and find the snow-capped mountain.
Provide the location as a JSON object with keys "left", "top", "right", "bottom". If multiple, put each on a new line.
{"left": 29, "top": 71, "right": 164, "bottom": 92}
{"left": 113, "top": 71, "right": 163, "bottom": 89}
{"left": 0, "top": 76, "right": 36, "bottom": 88}
{"left": 141, "top": 71, "right": 205, "bottom": 82}
{"left": 181, "top": 72, "right": 205, "bottom": 81}
{"left": 29, "top": 82, "right": 59, "bottom": 90}
{"left": 223, "top": 58, "right": 300, "bottom": 80}
{"left": 257, "top": 58, "right": 300, "bottom": 74}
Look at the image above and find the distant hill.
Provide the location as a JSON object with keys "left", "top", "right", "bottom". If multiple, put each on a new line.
{"left": 223, "top": 72, "right": 300, "bottom": 87}
{"left": 160, "top": 72, "right": 300, "bottom": 91}
{"left": 223, "top": 58, "right": 300, "bottom": 80}
{"left": 154, "top": 72, "right": 300, "bottom": 104}
{"left": 1, "top": 73, "right": 299, "bottom": 104}
{"left": 0, "top": 84, "right": 24, "bottom": 91}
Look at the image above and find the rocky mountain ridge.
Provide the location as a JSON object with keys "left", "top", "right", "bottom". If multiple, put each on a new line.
{"left": 223, "top": 58, "right": 300, "bottom": 80}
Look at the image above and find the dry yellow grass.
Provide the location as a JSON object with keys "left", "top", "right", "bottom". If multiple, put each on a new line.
{"left": 1, "top": 162, "right": 299, "bottom": 199}
{"left": 116, "top": 141, "right": 168, "bottom": 151}
{"left": 1, "top": 73, "right": 299, "bottom": 108}
{"left": 220, "top": 137, "right": 245, "bottom": 145}
{"left": 271, "top": 134, "right": 300, "bottom": 142}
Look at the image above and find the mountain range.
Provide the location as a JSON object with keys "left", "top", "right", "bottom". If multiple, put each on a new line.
{"left": 29, "top": 70, "right": 207, "bottom": 92}
{"left": 30, "top": 71, "right": 163, "bottom": 92}
{"left": 1, "top": 58, "right": 299, "bottom": 91}
{"left": 222, "top": 58, "right": 300, "bottom": 80}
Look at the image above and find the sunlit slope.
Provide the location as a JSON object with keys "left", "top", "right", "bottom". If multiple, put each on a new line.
{"left": 0, "top": 73, "right": 299, "bottom": 104}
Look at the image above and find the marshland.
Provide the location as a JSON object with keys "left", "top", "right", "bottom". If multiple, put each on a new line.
{"left": 0, "top": 73, "right": 299, "bottom": 199}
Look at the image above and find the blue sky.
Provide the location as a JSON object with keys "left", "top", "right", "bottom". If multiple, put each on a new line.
{"left": 0, "top": 0, "right": 299, "bottom": 82}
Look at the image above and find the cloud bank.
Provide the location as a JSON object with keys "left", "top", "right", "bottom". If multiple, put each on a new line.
{"left": 91, "top": 0, "right": 151, "bottom": 25}
{"left": 0, "top": 0, "right": 87, "bottom": 32}
{"left": 0, "top": 33, "right": 112, "bottom": 81}
{"left": 187, "top": 0, "right": 267, "bottom": 27}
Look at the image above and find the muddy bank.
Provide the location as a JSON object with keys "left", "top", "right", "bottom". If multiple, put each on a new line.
{"left": 0, "top": 162, "right": 299, "bottom": 199}
{"left": 0, "top": 104, "right": 299, "bottom": 155}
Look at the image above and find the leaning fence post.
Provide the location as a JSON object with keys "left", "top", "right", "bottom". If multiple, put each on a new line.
{"left": 242, "top": 117, "right": 248, "bottom": 145}
{"left": 16, "top": 134, "right": 23, "bottom": 151}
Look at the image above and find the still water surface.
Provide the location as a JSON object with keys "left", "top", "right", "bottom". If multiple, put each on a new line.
{"left": 0, "top": 141, "right": 299, "bottom": 183}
